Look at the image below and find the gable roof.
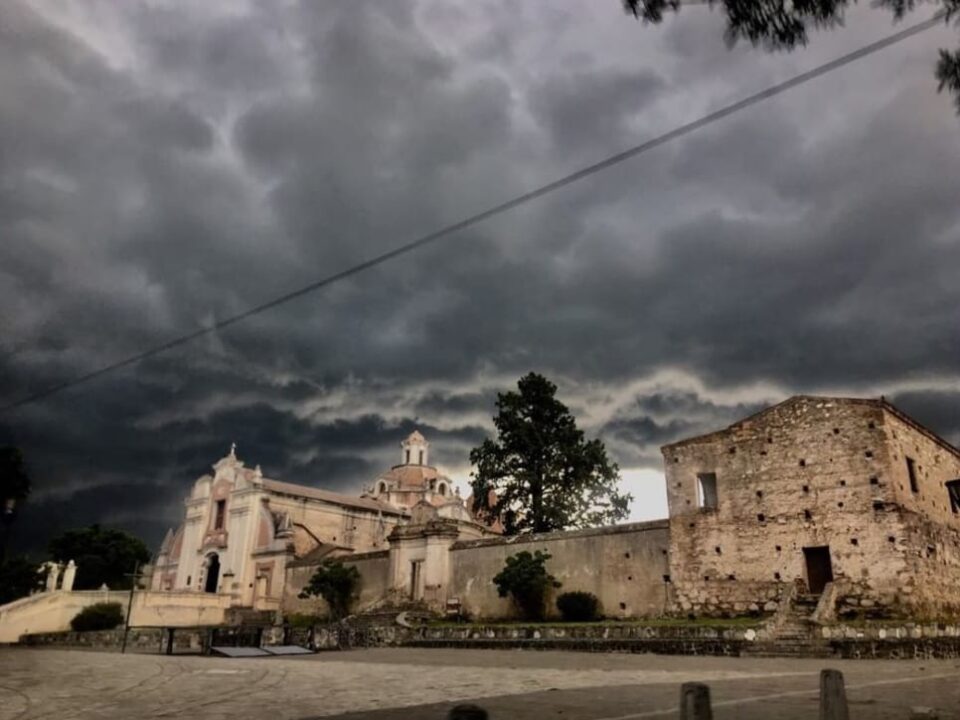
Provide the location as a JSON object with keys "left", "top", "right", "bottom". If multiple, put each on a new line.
{"left": 661, "top": 395, "right": 960, "bottom": 459}
{"left": 261, "top": 478, "right": 407, "bottom": 516}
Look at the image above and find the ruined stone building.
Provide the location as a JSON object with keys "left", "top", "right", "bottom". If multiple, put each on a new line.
{"left": 663, "top": 396, "right": 960, "bottom": 618}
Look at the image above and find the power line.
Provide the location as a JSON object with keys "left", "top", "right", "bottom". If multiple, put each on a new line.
{"left": 1, "top": 11, "right": 945, "bottom": 414}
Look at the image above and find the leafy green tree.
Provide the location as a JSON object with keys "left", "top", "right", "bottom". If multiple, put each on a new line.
{"left": 624, "top": 0, "right": 960, "bottom": 112}
{"left": 47, "top": 525, "right": 150, "bottom": 590}
{"left": 0, "top": 556, "right": 44, "bottom": 604}
{"left": 470, "top": 373, "right": 631, "bottom": 535}
{"left": 297, "top": 560, "right": 361, "bottom": 620}
{"left": 0, "top": 446, "right": 31, "bottom": 562}
{"left": 492, "top": 550, "right": 561, "bottom": 620}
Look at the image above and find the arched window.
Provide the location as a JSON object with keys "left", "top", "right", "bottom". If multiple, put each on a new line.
{"left": 438, "top": 483, "right": 447, "bottom": 496}
{"left": 378, "top": 481, "right": 387, "bottom": 494}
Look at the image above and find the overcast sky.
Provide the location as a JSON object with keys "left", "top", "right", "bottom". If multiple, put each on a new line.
{"left": 2, "top": 0, "right": 958, "bottom": 556}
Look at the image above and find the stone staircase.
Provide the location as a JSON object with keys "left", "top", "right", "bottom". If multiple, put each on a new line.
{"left": 745, "top": 592, "right": 834, "bottom": 658}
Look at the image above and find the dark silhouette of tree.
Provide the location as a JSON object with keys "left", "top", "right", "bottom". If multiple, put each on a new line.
{"left": 0, "top": 446, "right": 31, "bottom": 562}
{"left": 471, "top": 373, "right": 631, "bottom": 535}
{"left": 47, "top": 525, "right": 151, "bottom": 590}
{"left": 0, "top": 556, "right": 44, "bottom": 604}
{"left": 624, "top": 1, "right": 960, "bottom": 112}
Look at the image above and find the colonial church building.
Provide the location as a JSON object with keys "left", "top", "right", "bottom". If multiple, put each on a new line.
{"left": 150, "top": 431, "right": 492, "bottom": 609}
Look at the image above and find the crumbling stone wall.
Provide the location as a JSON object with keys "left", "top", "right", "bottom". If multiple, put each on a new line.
{"left": 662, "top": 396, "right": 960, "bottom": 618}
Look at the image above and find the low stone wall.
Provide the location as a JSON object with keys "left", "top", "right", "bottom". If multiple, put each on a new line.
{"left": 19, "top": 627, "right": 207, "bottom": 653}
{"left": 275, "top": 621, "right": 761, "bottom": 656}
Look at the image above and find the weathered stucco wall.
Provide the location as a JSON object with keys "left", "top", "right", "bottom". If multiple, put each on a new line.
{"left": 663, "top": 397, "right": 960, "bottom": 618}
{"left": 282, "top": 550, "right": 391, "bottom": 617}
{"left": 0, "top": 590, "right": 231, "bottom": 643}
{"left": 448, "top": 521, "right": 670, "bottom": 620}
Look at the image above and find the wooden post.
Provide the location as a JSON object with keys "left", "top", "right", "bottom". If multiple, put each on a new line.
{"left": 819, "top": 669, "right": 849, "bottom": 720}
{"left": 680, "top": 682, "right": 712, "bottom": 720}
{"left": 448, "top": 705, "right": 488, "bottom": 720}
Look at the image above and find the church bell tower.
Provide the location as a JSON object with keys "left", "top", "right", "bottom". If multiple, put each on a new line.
{"left": 401, "top": 430, "right": 429, "bottom": 466}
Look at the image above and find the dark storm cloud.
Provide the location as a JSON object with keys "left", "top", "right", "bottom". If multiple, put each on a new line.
{"left": 1, "top": 0, "right": 957, "bottom": 554}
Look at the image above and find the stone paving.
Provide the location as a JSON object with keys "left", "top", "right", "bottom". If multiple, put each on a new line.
{"left": 2, "top": 647, "right": 960, "bottom": 719}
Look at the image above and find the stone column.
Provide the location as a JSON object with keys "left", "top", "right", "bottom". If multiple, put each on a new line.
{"left": 44, "top": 562, "right": 60, "bottom": 592}
{"left": 62, "top": 560, "right": 77, "bottom": 591}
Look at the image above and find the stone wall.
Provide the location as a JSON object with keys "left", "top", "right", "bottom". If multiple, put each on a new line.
{"left": 20, "top": 627, "right": 207, "bottom": 653}
{"left": 448, "top": 521, "right": 670, "bottom": 620}
{"left": 282, "top": 550, "right": 391, "bottom": 617}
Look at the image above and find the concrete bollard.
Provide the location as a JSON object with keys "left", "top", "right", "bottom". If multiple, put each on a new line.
{"left": 448, "top": 705, "right": 488, "bottom": 720}
{"left": 819, "top": 669, "right": 849, "bottom": 720}
{"left": 679, "top": 682, "right": 712, "bottom": 720}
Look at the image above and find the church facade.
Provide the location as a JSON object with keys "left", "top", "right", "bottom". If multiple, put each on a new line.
{"left": 150, "top": 431, "right": 491, "bottom": 610}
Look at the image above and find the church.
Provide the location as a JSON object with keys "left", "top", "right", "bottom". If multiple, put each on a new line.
{"left": 150, "top": 431, "right": 495, "bottom": 610}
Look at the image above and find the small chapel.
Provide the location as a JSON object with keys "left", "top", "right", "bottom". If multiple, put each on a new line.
{"left": 150, "top": 431, "right": 497, "bottom": 610}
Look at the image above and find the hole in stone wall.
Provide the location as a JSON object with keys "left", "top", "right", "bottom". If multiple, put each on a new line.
{"left": 873, "top": 501, "right": 885, "bottom": 511}
{"left": 799, "top": 459, "right": 806, "bottom": 467}
{"left": 888, "top": 536, "right": 896, "bottom": 543}
{"left": 756, "top": 490, "right": 763, "bottom": 498}
{"left": 729, "top": 447, "right": 736, "bottom": 454}
{"left": 674, "top": 457, "right": 679, "bottom": 463}
{"left": 760, "top": 450, "right": 767, "bottom": 455}
{"left": 688, "top": 522, "right": 695, "bottom": 528}
{"left": 833, "top": 428, "right": 840, "bottom": 434}
{"left": 802, "top": 485, "right": 810, "bottom": 493}
{"left": 869, "top": 421, "right": 876, "bottom": 429}
{"left": 727, "top": 574, "right": 736, "bottom": 581}
{"left": 927, "top": 545, "right": 937, "bottom": 558}
{"left": 757, "top": 513, "right": 765, "bottom": 523}
{"left": 850, "top": 538, "right": 859, "bottom": 546}
{"left": 715, "top": 546, "right": 722, "bottom": 554}
{"left": 804, "top": 509, "right": 812, "bottom": 520}
{"left": 663, "top": 574, "right": 671, "bottom": 583}
{"left": 837, "top": 502, "right": 844, "bottom": 508}
{"left": 767, "top": 436, "right": 773, "bottom": 444}
{"left": 840, "top": 480, "right": 847, "bottom": 486}
{"left": 704, "top": 575, "right": 710, "bottom": 581}
{"left": 619, "top": 602, "right": 626, "bottom": 610}
{"left": 774, "top": 572, "right": 781, "bottom": 580}
{"left": 870, "top": 477, "right": 879, "bottom": 485}
{"left": 865, "top": 450, "right": 874, "bottom": 458}
{"left": 628, "top": 575, "right": 633, "bottom": 581}
{"left": 775, "top": 545, "right": 782, "bottom": 552}
{"left": 661, "top": 549, "right": 668, "bottom": 555}
{"left": 624, "top": 552, "right": 631, "bottom": 559}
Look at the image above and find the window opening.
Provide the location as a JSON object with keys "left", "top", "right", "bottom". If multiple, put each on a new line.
{"left": 696, "top": 473, "right": 718, "bottom": 510}
{"left": 946, "top": 479, "right": 960, "bottom": 513}
{"left": 907, "top": 457, "right": 919, "bottom": 493}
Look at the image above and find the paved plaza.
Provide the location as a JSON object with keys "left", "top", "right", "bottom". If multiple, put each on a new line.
{"left": 2, "top": 647, "right": 960, "bottom": 719}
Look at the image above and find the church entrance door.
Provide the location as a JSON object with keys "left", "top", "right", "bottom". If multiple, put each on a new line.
{"left": 204, "top": 553, "right": 220, "bottom": 593}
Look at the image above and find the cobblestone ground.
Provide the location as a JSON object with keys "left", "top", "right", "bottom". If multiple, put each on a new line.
{"left": 2, "top": 648, "right": 960, "bottom": 719}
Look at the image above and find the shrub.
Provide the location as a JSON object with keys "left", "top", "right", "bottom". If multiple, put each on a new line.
{"left": 556, "top": 591, "right": 601, "bottom": 622}
{"left": 70, "top": 602, "right": 124, "bottom": 632}
{"left": 492, "top": 550, "right": 561, "bottom": 621}
{"left": 298, "top": 561, "right": 361, "bottom": 620}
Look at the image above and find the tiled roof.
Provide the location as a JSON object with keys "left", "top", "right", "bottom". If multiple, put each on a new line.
{"left": 261, "top": 479, "right": 406, "bottom": 515}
